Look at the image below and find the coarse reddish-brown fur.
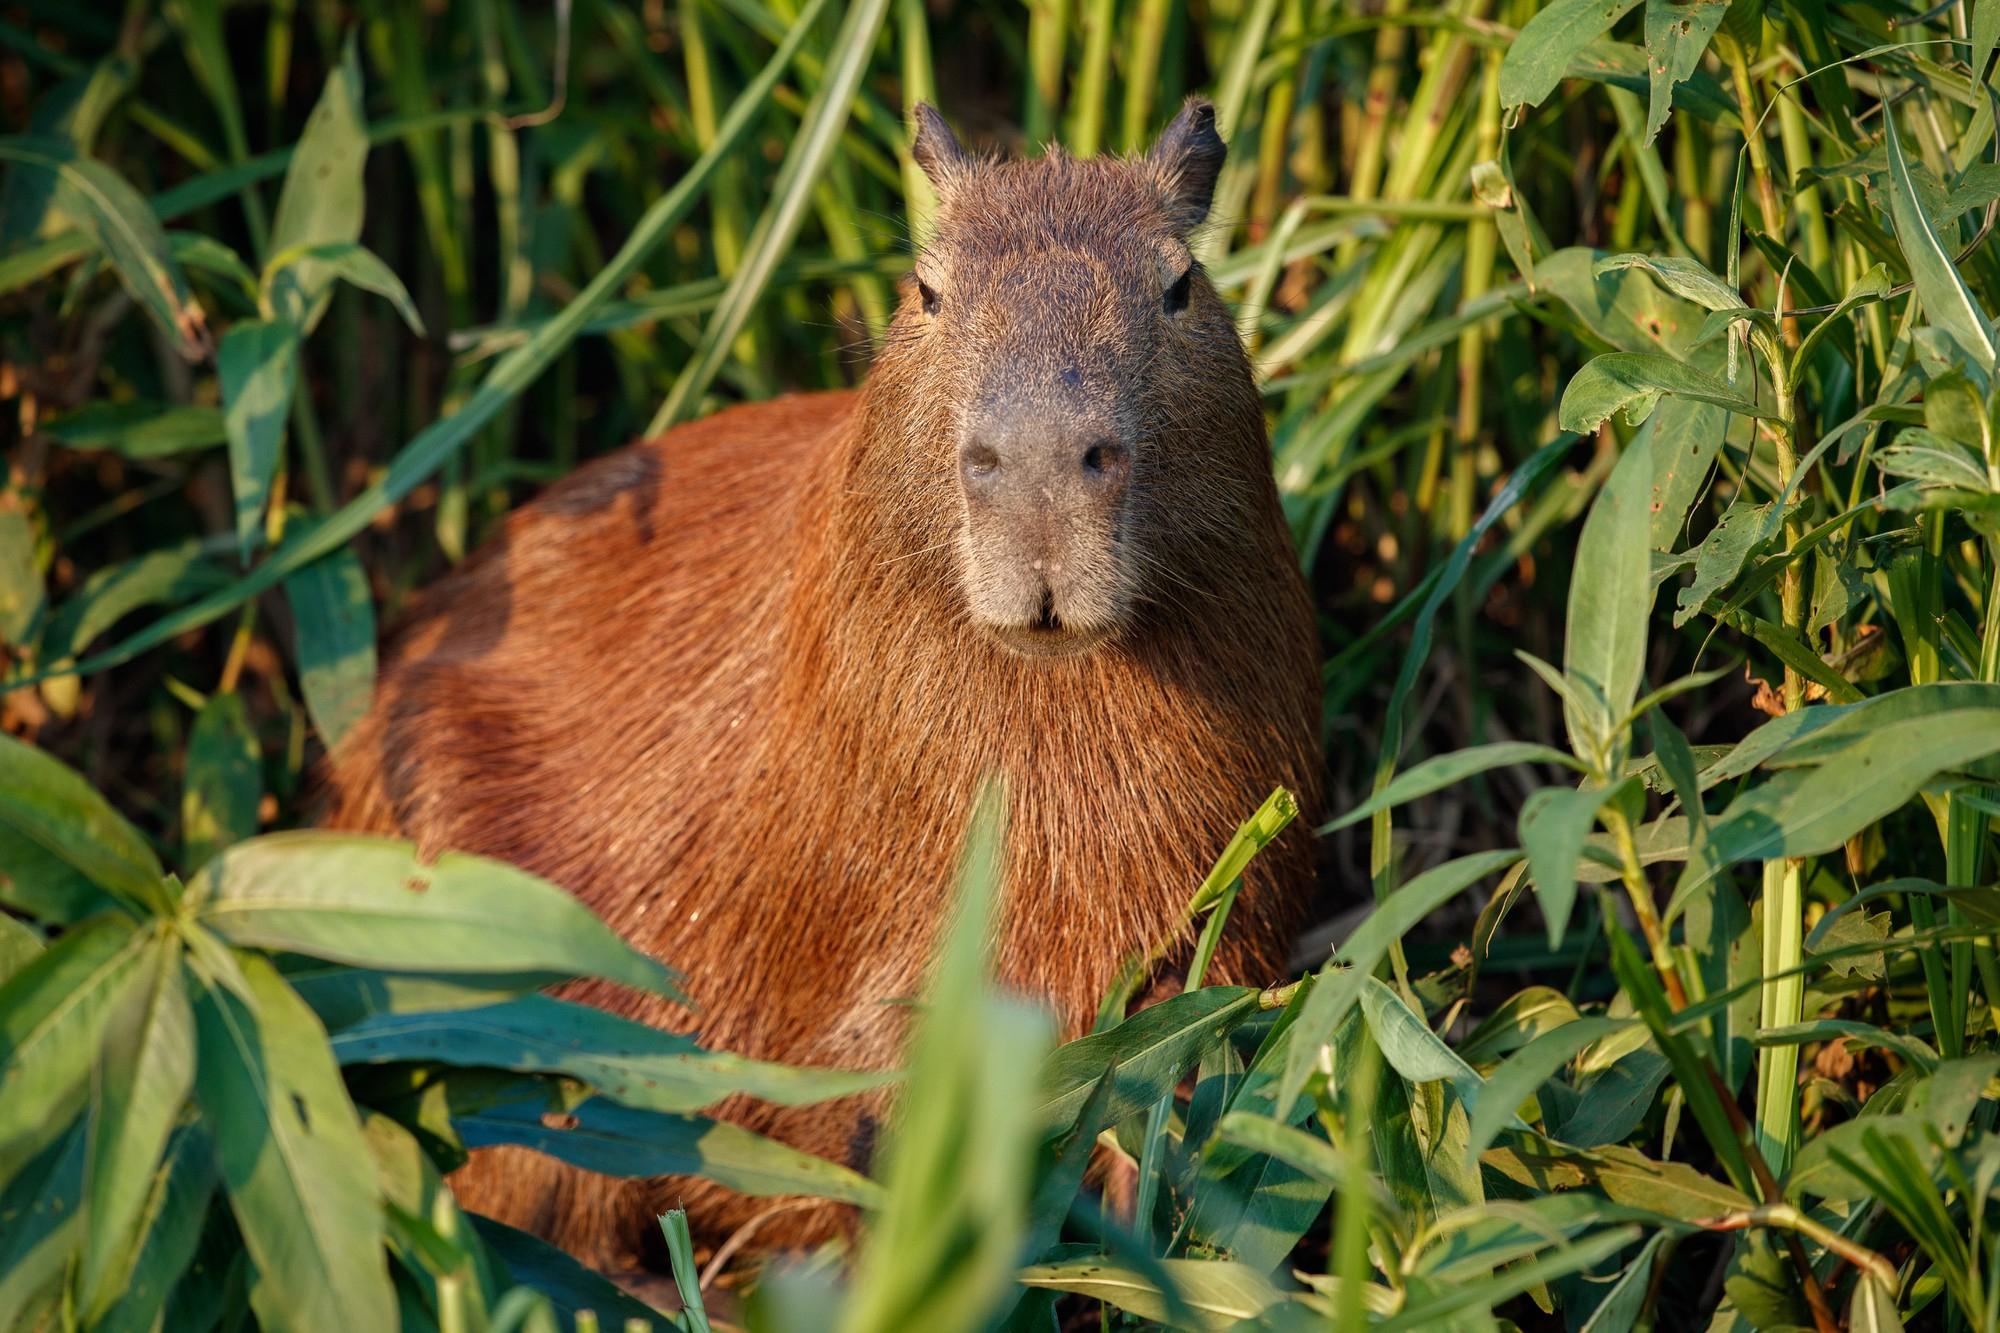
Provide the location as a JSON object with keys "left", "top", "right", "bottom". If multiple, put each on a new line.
{"left": 317, "top": 102, "right": 1322, "bottom": 1272}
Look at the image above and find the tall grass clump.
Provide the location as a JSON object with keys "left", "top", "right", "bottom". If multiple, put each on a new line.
{"left": 5, "top": 0, "right": 2000, "bottom": 1329}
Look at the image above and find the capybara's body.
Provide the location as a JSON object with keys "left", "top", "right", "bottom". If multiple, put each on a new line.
{"left": 318, "top": 102, "right": 1321, "bottom": 1270}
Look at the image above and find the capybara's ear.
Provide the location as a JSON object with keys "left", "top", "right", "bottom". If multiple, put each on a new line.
{"left": 1149, "top": 98, "right": 1226, "bottom": 232}
{"left": 911, "top": 102, "right": 967, "bottom": 189}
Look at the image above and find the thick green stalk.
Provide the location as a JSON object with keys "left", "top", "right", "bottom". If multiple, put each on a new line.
{"left": 1024, "top": 0, "right": 1069, "bottom": 149}
{"left": 1118, "top": 0, "right": 1174, "bottom": 153}
{"left": 1068, "top": 0, "right": 1114, "bottom": 156}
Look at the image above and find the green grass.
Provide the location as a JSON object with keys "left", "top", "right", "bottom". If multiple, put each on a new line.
{"left": 4, "top": 1, "right": 2000, "bottom": 1330}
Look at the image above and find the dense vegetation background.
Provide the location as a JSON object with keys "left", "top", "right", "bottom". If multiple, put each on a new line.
{"left": 5, "top": 0, "right": 2000, "bottom": 1329}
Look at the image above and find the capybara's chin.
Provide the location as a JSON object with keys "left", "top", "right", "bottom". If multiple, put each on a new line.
{"left": 315, "top": 97, "right": 1323, "bottom": 1275}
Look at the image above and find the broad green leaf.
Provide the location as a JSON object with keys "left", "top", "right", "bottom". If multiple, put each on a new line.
{"left": 1500, "top": 0, "right": 1644, "bottom": 109}
{"left": 1536, "top": 247, "right": 1700, "bottom": 355}
{"left": 1214, "top": 1109, "right": 1347, "bottom": 1183}
{"left": 193, "top": 952, "right": 395, "bottom": 1333}
{"left": 1276, "top": 849, "right": 1520, "bottom": 1119}
{"left": 0, "top": 914, "right": 149, "bottom": 1150}
{"left": 78, "top": 935, "right": 195, "bottom": 1311}
{"left": 1579, "top": 1231, "right": 1669, "bottom": 1332}
{"left": 1016, "top": 1257, "right": 1283, "bottom": 1332}
{"left": 1520, "top": 783, "right": 1621, "bottom": 948}
{"left": 332, "top": 994, "right": 893, "bottom": 1111}
{"left": 1645, "top": 395, "right": 1729, "bottom": 549}
{"left": 1559, "top": 351, "right": 1767, "bottom": 433}
{"left": 1459, "top": 987, "right": 1584, "bottom": 1065}
{"left": 1359, "top": 977, "right": 1484, "bottom": 1097}
{"left": 468, "top": 1216, "right": 677, "bottom": 1330}
{"left": 0, "top": 821, "right": 114, "bottom": 925}
{"left": 1885, "top": 112, "right": 1997, "bottom": 370}
{"left": 456, "top": 1084, "right": 882, "bottom": 1207}
{"left": 86, "top": 1125, "right": 216, "bottom": 1333}
{"left": 1641, "top": 0, "right": 1729, "bottom": 143}
{"left": 1468, "top": 1016, "right": 1627, "bottom": 1160}
{"left": 1675, "top": 708, "right": 2000, "bottom": 909}
{"left": 841, "top": 784, "right": 1051, "bottom": 1333}
{"left": 1037, "top": 985, "right": 1263, "bottom": 1130}
{"left": 41, "top": 540, "right": 229, "bottom": 668}
{"left": 182, "top": 690, "right": 260, "bottom": 873}
{"left": 217, "top": 318, "right": 300, "bottom": 562}
{"left": 280, "top": 959, "right": 564, "bottom": 1030}
{"left": 1380, "top": 1226, "right": 1641, "bottom": 1331}
{"left": 265, "top": 240, "right": 423, "bottom": 334}
{"left": 1794, "top": 263, "right": 1891, "bottom": 370}
{"left": 1848, "top": 1273, "right": 1906, "bottom": 1333}
{"left": 1321, "top": 742, "right": 1581, "bottom": 832}
{"left": 1977, "top": 0, "right": 2000, "bottom": 87}
{"left": 0, "top": 732, "right": 164, "bottom": 908}
{"left": 0, "top": 135, "right": 208, "bottom": 356}
{"left": 1481, "top": 1134, "right": 1752, "bottom": 1220}
{"left": 0, "top": 501, "right": 39, "bottom": 647}
{"left": 39, "top": 401, "right": 227, "bottom": 458}
{"left": 1559, "top": 1048, "right": 1670, "bottom": 1147}
{"left": 283, "top": 546, "right": 376, "bottom": 747}
{"left": 1565, "top": 434, "right": 1654, "bottom": 760}
{"left": 0, "top": 1119, "right": 85, "bottom": 1328}
{"left": 659, "top": 1209, "right": 712, "bottom": 1333}
{"left": 267, "top": 39, "right": 367, "bottom": 335}
{"left": 1597, "top": 252, "right": 1741, "bottom": 312}
{"left": 1673, "top": 493, "right": 1790, "bottom": 628}
{"left": 0, "top": 913, "right": 39, "bottom": 984}
{"left": 188, "top": 832, "right": 682, "bottom": 997}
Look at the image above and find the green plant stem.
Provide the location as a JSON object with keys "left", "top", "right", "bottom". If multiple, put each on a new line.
{"left": 1605, "top": 803, "right": 1688, "bottom": 1008}
{"left": 1698, "top": 1204, "right": 1898, "bottom": 1292}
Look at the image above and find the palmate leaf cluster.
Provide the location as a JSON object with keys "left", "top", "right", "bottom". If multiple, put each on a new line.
{"left": 7, "top": 0, "right": 2000, "bottom": 1330}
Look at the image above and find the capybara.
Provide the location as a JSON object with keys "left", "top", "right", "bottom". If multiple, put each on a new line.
{"left": 318, "top": 99, "right": 1322, "bottom": 1269}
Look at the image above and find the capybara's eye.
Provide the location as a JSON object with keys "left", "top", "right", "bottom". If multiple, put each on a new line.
{"left": 918, "top": 278, "right": 942, "bottom": 317}
{"left": 1164, "top": 267, "right": 1192, "bottom": 315}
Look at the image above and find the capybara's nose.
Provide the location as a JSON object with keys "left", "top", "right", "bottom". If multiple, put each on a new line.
{"left": 959, "top": 431, "right": 1130, "bottom": 511}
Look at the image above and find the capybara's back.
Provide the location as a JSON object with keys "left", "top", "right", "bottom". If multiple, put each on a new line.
{"left": 318, "top": 100, "right": 1323, "bottom": 1270}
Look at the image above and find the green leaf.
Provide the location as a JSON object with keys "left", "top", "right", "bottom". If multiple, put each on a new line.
{"left": 1321, "top": 742, "right": 1582, "bottom": 833}
{"left": 283, "top": 546, "right": 377, "bottom": 747}
{"left": 456, "top": 1083, "right": 882, "bottom": 1207}
{"left": 1794, "top": 263, "right": 1891, "bottom": 371}
{"left": 1038, "top": 985, "right": 1262, "bottom": 1130}
{"left": 193, "top": 952, "right": 395, "bottom": 1333}
{"left": 86, "top": 1124, "right": 217, "bottom": 1333}
{"left": 1500, "top": 0, "right": 1644, "bottom": 109}
{"left": 0, "top": 821, "right": 115, "bottom": 925}
{"left": 1641, "top": 0, "right": 1730, "bottom": 143}
{"left": 267, "top": 39, "right": 367, "bottom": 335}
{"left": 1565, "top": 435, "right": 1655, "bottom": 760}
{"left": 332, "top": 994, "right": 892, "bottom": 1111}
{"left": 1596, "top": 252, "right": 1741, "bottom": 312}
{"left": 1359, "top": 977, "right": 1484, "bottom": 1098}
{"left": 1645, "top": 395, "right": 1730, "bottom": 549}
{"left": 1675, "top": 708, "right": 2000, "bottom": 908}
{"left": 659, "top": 1210, "right": 713, "bottom": 1333}
{"left": 1481, "top": 1135, "right": 1752, "bottom": 1220}
{"left": 40, "top": 540, "right": 228, "bottom": 668}
{"left": 0, "top": 135, "right": 208, "bottom": 357}
{"left": 1673, "top": 496, "right": 1790, "bottom": 628}
{"left": 1380, "top": 1226, "right": 1642, "bottom": 1331}
{"left": 39, "top": 401, "right": 227, "bottom": 458}
{"left": 187, "top": 832, "right": 683, "bottom": 998}
{"left": 1520, "top": 783, "right": 1621, "bottom": 948}
{"left": 0, "top": 914, "right": 150, "bottom": 1151}
{"left": 182, "top": 690, "right": 261, "bottom": 874}
{"left": 1016, "top": 1257, "right": 1283, "bottom": 1332}
{"left": 1559, "top": 351, "right": 1767, "bottom": 433}
{"left": 1558, "top": 1048, "right": 1671, "bottom": 1147}
{"left": 0, "top": 1119, "right": 86, "bottom": 1328}
{"left": 217, "top": 318, "right": 301, "bottom": 562}
{"left": 467, "top": 1216, "right": 677, "bottom": 1330}
{"left": 1468, "top": 1016, "right": 1627, "bottom": 1161}
{"left": 0, "top": 731, "right": 165, "bottom": 909}
{"left": 1276, "top": 850, "right": 1521, "bottom": 1120}
{"left": 78, "top": 935, "right": 196, "bottom": 1312}
{"left": 1884, "top": 111, "right": 1998, "bottom": 371}
{"left": 265, "top": 240, "right": 423, "bottom": 335}
{"left": 1847, "top": 1273, "right": 1906, "bottom": 1333}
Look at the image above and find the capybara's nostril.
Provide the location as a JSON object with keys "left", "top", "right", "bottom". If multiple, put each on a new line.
{"left": 960, "top": 441, "right": 1003, "bottom": 499}
{"left": 1079, "top": 439, "right": 1130, "bottom": 490}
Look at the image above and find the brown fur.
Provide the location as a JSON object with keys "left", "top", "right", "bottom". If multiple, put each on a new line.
{"left": 317, "top": 103, "right": 1322, "bottom": 1270}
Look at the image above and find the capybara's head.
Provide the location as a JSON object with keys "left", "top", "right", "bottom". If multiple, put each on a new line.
{"left": 870, "top": 98, "right": 1263, "bottom": 659}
